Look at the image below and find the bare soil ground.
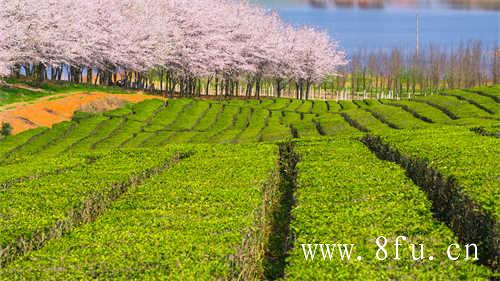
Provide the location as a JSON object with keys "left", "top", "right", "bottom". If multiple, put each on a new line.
{"left": 0, "top": 92, "right": 162, "bottom": 134}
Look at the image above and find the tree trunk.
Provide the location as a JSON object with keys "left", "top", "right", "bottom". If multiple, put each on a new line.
{"left": 87, "top": 68, "right": 93, "bottom": 84}
{"left": 215, "top": 77, "right": 219, "bottom": 96}
{"left": 305, "top": 80, "right": 311, "bottom": 100}
{"left": 255, "top": 76, "right": 261, "bottom": 98}
{"left": 36, "top": 63, "right": 45, "bottom": 86}
{"left": 206, "top": 76, "right": 212, "bottom": 96}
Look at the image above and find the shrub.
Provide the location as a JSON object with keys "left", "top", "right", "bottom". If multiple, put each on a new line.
{"left": 1, "top": 122, "right": 12, "bottom": 136}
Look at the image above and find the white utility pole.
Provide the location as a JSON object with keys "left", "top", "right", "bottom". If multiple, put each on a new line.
{"left": 416, "top": 12, "right": 420, "bottom": 57}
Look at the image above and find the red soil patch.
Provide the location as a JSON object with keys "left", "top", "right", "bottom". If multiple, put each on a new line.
{"left": 0, "top": 92, "right": 162, "bottom": 134}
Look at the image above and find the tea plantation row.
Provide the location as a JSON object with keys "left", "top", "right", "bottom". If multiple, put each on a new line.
{"left": 0, "top": 86, "right": 497, "bottom": 279}
{"left": 0, "top": 87, "right": 498, "bottom": 159}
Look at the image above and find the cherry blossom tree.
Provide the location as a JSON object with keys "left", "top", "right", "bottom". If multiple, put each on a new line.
{"left": 0, "top": 0, "right": 347, "bottom": 98}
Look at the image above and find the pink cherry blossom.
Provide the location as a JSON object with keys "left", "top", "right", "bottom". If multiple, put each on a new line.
{"left": 0, "top": 0, "right": 347, "bottom": 88}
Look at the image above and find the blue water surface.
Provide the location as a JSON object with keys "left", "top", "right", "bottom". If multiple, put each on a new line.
{"left": 260, "top": 4, "right": 499, "bottom": 52}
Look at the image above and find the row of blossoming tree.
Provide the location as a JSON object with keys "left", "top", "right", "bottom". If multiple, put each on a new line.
{"left": 0, "top": 0, "right": 347, "bottom": 99}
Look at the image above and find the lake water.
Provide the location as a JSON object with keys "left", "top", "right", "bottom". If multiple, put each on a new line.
{"left": 256, "top": 3, "right": 499, "bottom": 53}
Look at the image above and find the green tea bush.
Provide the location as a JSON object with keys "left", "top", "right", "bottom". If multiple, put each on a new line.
{"left": 284, "top": 138, "right": 492, "bottom": 279}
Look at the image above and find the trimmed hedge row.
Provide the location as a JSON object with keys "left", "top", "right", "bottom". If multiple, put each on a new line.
{"left": 0, "top": 127, "right": 47, "bottom": 159}
{"left": 469, "top": 85, "right": 500, "bottom": 102}
{"left": 414, "top": 95, "right": 492, "bottom": 119}
{"left": 69, "top": 117, "right": 122, "bottom": 151}
{"left": 143, "top": 99, "right": 192, "bottom": 132}
{"left": 283, "top": 138, "right": 492, "bottom": 279}
{"left": 1, "top": 89, "right": 497, "bottom": 153}
{"left": 443, "top": 90, "right": 498, "bottom": 116}
{"left": 315, "top": 113, "right": 361, "bottom": 136}
{"left": 41, "top": 115, "right": 109, "bottom": 155}
{"left": 383, "top": 99, "right": 452, "bottom": 124}
{"left": 190, "top": 105, "right": 239, "bottom": 143}
{"left": 341, "top": 108, "right": 392, "bottom": 133}
{"left": 0, "top": 148, "right": 182, "bottom": 267}
{"left": 236, "top": 108, "right": 268, "bottom": 143}
{"left": 0, "top": 144, "right": 280, "bottom": 280}
{"left": 363, "top": 127, "right": 499, "bottom": 271}
{"left": 0, "top": 155, "right": 89, "bottom": 190}
{"left": 7, "top": 121, "right": 75, "bottom": 158}
{"left": 261, "top": 111, "right": 292, "bottom": 142}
